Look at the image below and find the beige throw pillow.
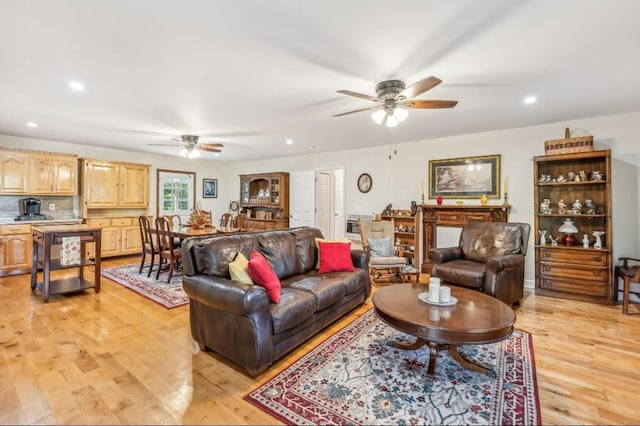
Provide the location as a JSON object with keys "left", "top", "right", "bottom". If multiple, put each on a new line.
{"left": 315, "top": 237, "right": 350, "bottom": 269}
{"left": 229, "top": 252, "right": 253, "bottom": 284}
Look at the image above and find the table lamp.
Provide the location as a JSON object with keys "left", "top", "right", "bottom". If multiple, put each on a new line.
{"left": 558, "top": 218, "right": 579, "bottom": 246}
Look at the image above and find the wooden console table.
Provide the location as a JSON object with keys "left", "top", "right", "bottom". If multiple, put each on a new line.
{"left": 31, "top": 224, "right": 102, "bottom": 303}
{"left": 419, "top": 205, "right": 510, "bottom": 273}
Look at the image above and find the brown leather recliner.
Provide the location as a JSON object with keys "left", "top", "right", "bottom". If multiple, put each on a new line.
{"left": 429, "top": 221, "right": 531, "bottom": 306}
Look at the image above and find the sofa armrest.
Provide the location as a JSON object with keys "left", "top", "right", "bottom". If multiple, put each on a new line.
{"left": 429, "top": 247, "right": 462, "bottom": 264}
{"left": 351, "top": 249, "right": 370, "bottom": 269}
{"left": 182, "top": 274, "right": 270, "bottom": 316}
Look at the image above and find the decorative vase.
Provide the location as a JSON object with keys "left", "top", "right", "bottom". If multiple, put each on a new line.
{"left": 436, "top": 195, "right": 443, "bottom": 205}
{"left": 480, "top": 194, "right": 488, "bottom": 205}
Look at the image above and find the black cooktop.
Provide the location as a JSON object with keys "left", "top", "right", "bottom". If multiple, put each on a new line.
{"left": 15, "top": 214, "right": 54, "bottom": 221}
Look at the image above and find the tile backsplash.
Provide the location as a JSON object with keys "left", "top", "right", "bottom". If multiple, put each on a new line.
{"left": 0, "top": 195, "right": 78, "bottom": 219}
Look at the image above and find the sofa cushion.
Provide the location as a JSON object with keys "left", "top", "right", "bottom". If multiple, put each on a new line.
{"left": 191, "top": 234, "right": 258, "bottom": 277}
{"left": 229, "top": 252, "right": 253, "bottom": 284}
{"left": 290, "top": 276, "right": 346, "bottom": 311}
{"left": 367, "top": 237, "right": 394, "bottom": 257}
{"left": 291, "top": 227, "right": 323, "bottom": 272}
{"left": 258, "top": 232, "right": 301, "bottom": 278}
{"left": 314, "top": 237, "right": 349, "bottom": 268}
{"left": 269, "top": 288, "right": 317, "bottom": 334}
{"left": 318, "top": 241, "right": 354, "bottom": 274}
{"left": 248, "top": 250, "right": 281, "bottom": 303}
{"left": 460, "top": 222, "right": 524, "bottom": 263}
{"left": 432, "top": 259, "right": 485, "bottom": 289}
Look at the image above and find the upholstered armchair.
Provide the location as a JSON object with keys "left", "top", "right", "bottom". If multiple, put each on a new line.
{"left": 429, "top": 221, "right": 531, "bottom": 306}
{"left": 359, "top": 220, "right": 407, "bottom": 282}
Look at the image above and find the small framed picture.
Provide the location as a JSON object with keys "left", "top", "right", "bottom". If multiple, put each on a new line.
{"left": 203, "top": 178, "right": 217, "bottom": 198}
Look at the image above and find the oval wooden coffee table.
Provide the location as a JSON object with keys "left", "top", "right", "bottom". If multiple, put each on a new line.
{"left": 372, "top": 283, "right": 515, "bottom": 377}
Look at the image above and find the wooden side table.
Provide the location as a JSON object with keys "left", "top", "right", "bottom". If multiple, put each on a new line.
{"left": 399, "top": 266, "right": 421, "bottom": 283}
{"left": 31, "top": 225, "right": 102, "bottom": 303}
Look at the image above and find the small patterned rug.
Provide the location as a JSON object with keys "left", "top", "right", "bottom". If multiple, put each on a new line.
{"left": 245, "top": 309, "right": 540, "bottom": 425}
{"left": 101, "top": 263, "right": 188, "bottom": 309}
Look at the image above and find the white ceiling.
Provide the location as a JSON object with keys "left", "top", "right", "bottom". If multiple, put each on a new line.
{"left": 1, "top": 0, "right": 639, "bottom": 162}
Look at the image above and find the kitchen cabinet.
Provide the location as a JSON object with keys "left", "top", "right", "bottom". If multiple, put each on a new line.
{"left": 533, "top": 149, "right": 613, "bottom": 304}
{"left": 0, "top": 224, "right": 32, "bottom": 275}
{"left": 238, "top": 172, "right": 289, "bottom": 231}
{"left": 29, "top": 156, "right": 78, "bottom": 195}
{"left": 0, "top": 150, "right": 30, "bottom": 194}
{"left": 84, "top": 217, "right": 142, "bottom": 258}
{"left": 80, "top": 159, "right": 150, "bottom": 210}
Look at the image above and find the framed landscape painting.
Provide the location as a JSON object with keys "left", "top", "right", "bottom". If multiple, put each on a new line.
{"left": 203, "top": 178, "right": 217, "bottom": 198}
{"left": 429, "top": 154, "right": 500, "bottom": 199}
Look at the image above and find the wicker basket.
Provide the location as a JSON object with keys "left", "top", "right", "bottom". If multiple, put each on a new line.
{"left": 544, "top": 128, "right": 593, "bottom": 155}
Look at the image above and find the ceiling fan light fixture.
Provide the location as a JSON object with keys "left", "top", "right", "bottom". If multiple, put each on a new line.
{"left": 188, "top": 148, "right": 201, "bottom": 159}
{"left": 385, "top": 111, "right": 399, "bottom": 127}
{"left": 394, "top": 107, "right": 409, "bottom": 123}
{"left": 371, "top": 109, "right": 386, "bottom": 124}
{"left": 179, "top": 148, "right": 188, "bottom": 157}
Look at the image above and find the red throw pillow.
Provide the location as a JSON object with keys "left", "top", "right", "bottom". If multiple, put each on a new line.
{"left": 318, "top": 241, "right": 355, "bottom": 274}
{"left": 247, "top": 250, "right": 281, "bottom": 303}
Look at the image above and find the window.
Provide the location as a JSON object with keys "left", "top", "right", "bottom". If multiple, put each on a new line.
{"left": 156, "top": 169, "right": 195, "bottom": 220}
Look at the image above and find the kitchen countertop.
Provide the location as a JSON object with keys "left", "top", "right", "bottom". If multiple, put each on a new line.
{"left": 0, "top": 217, "right": 83, "bottom": 225}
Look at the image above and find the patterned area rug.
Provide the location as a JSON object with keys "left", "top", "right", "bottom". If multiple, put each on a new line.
{"left": 101, "top": 263, "right": 188, "bottom": 309}
{"left": 245, "top": 309, "right": 540, "bottom": 425}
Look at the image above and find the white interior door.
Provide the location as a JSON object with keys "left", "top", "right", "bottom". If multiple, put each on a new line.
{"left": 315, "top": 171, "right": 333, "bottom": 238}
{"left": 333, "top": 168, "right": 345, "bottom": 238}
{"left": 289, "top": 170, "right": 315, "bottom": 228}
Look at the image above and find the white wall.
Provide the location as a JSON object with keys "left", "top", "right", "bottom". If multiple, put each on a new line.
{"left": 2, "top": 110, "right": 639, "bottom": 286}
{"left": 228, "top": 111, "right": 640, "bottom": 286}
{"left": 0, "top": 135, "right": 231, "bottom": 220}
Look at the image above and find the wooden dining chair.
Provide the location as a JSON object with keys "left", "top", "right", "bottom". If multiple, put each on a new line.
{"left": 138, "top": 215, "right": 159, "bottom": 277}
{"left": 162, "top": 215, "right": 182, "bottom": 248}
{"left": 155, "top": 216, "right": 182, "bottom": 283}
{"left": 615, "top": 257, "right": 640, "bottom": 314}
{"left": 219, "top": 213, "right": 236, "bottom": 228}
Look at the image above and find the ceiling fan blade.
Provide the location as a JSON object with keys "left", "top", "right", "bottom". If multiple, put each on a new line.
{"left": 199, "top": 143, "right": 224, "bottom": 148}
{"left": 199, "top": 146, "right": 222, "bottom": 153}
{"left": 399, "top": 99, "right": 458, "bottom": 109}
{"left": 400, "top": 76, "right": 442, "bottom": 99}
{"left": 336, "top": 90, "right": 379, "bottom": 102}
{"left": 333, "top": 106, "right": 381, "bottom": 117}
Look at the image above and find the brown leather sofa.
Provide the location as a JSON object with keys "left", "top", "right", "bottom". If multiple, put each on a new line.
{"left": 429, "top": 221, "right": 531, "bottom": 306}
{"left": 181, "top": 227, "right": 371, "bottom": 377}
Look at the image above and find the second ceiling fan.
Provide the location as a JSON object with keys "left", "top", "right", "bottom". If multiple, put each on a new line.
{"left": 333, "top": 75, "right": 458, "bottom": 127}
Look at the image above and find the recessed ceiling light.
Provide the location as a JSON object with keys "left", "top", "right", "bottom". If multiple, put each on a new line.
{"left": 69, "top": 81, "right": 86, "bottom": 92}
{"left": 523, "top": 96, "right": 537, "bottom": 105}
{"left": 26, "top": 121, "right": 38, "bottom": 128}
{"left": 286, "top": 139, "right": 293, "bottom": 145}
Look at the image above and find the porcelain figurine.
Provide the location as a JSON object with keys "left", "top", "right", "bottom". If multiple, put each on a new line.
{"left": 571, "top": 199, "right": 582, "bottom": 214}
{"left": 585, "top": 199, "right": 596, "bottom": 214}
{"left": 558, "top": 198, "right": 567, "bottom": 214}
{"left": 578, "top": 170, "right": 588, "bottom": 182}
{"left": 539, "top": 230, "right": 547, "bottom": 245}
{"left": 557, "top": 174, "right": 566, "bottom": 183}
{"left": 550, "top": 235, "right": 560, "bottom": 246}
{"left": 582, "top": 234, "right": 590, "bottom": 248}
{"left": 539, "top": 198, "right": 552, "bottom": 214}
{"left": 567, "top": 171, "right": 576, "bottom": 182}
{"left": 592, "top": 231, "right": 605, "bottom": 249}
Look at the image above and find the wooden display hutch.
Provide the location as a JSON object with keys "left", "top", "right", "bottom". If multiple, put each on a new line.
{"left": 238, "top": 172, "right": 289, "bottom": 231}
{"left": 380, "top": 209, "right": 420, "bottom": 267}
{"left": 533, "top": 149, "right": 613, "bottom": 304}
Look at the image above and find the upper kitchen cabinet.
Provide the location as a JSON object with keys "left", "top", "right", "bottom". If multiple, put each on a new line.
{"left": 29, "top": 155, "right": 78, "bottom": 195}
{"left": 80, "top": 159, "right": 150, "bottom": 214}
{"left": 0, "top": 148, "right": 78, "bottom": 195}
{"left": 0, "top": 150, "right": 28, "bottom": 194}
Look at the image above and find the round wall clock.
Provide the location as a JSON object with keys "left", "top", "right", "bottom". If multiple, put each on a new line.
{"left": 357, "top": 173, "right": 372, "bottom": 193}
{"left": 229, "top": 200, "right": 239, "bottom": 212}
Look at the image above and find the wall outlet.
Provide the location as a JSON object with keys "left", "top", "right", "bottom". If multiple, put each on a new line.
{"left": 48, "top": 203, "right": 55, "bottom": 211}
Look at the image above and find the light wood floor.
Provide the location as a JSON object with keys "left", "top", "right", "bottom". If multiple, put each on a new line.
{"left": 1, "top": 256, "right": 640, "bottom": 425}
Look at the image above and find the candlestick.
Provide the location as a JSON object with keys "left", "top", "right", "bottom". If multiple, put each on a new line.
{"left": 504, "top": 176, "right": 509, "bottom": 193}
{"left": 503, "top": 192, "right": 509, "bottom": 206}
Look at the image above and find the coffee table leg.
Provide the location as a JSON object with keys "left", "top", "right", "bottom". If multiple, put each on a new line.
{"left": 449, "top": 345, "right": 496, "bottom": 378}
{"left": 427, "top": 341, "right": 438, "bottom": 376}
{"left": 390, "top": 336, "right": 426, "bottom": 351}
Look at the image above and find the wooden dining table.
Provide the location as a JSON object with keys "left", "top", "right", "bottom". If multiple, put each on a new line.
{"left": 169, "top": 226, "right": 245, "bottom": 239}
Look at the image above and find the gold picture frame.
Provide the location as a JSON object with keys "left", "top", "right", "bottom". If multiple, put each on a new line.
{"left": 429, "top": 154, "right": 500, "bottom": 199}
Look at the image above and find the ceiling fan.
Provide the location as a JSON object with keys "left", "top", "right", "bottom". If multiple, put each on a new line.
{"left": 333, "top": 76, "right": 458, "bottom": 127}
{"left": 148, "top": 134, "right": 224, "bottom": 158}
